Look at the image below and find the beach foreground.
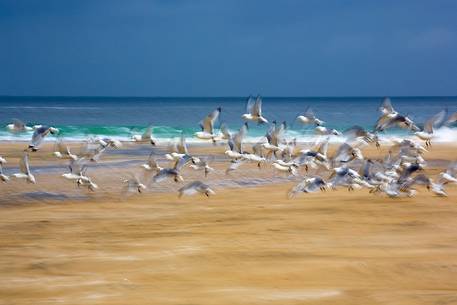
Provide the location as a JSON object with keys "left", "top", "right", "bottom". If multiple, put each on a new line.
{"left": 2, "top": 185, "right": 457, "bottom": 305}
{"left": 1, "top": 143, "right": 457, "bottom": 304}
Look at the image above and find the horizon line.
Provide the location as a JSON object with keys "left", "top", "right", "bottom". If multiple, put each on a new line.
{"left": 1, "top": 95, "right": 457, "bottom": 99}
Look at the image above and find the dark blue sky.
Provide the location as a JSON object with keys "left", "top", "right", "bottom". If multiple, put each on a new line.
{"left": 1, "top": 0, "right": 456, "bottom": 96}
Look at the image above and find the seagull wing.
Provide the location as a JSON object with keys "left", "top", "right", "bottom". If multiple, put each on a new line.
{"left": 201, "top": 108, "right": 221, "bottom": 134}
{"left": 173, "top": 154, "right": 193, "bottom": 171}
{"left": 446, "top": 112, "right": 457, "bottom": 125}
{"left": 20, "top": 153, "right": 31, "bottom": 175}
{"left": 252, "top": 96, "right": 262, "bottom": 116}
{"left": 31, "top": 126, "right": 49, "bottom": 147}
{"left": 142, "top": 126, "right": 153, "bottom": 139}
{"left": 177, "top": 134, "right": 188, "bottom": 154}
{"left": 245, "top": 95, "right": 255, "bottom": 114}
{"left": 233, "top": 123, "right": 248, "bottom": 153}
{"left": 424, "top": 109, "right": 447, "bottom": 133}
{"left": 380, "top": 97, "right": 395, "bottom": 114}
{"left": 220, "top": 123, "right": 231, "bottom": 139}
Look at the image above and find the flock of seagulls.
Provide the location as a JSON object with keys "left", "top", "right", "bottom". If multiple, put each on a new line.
{"left": 1, "top": 96, "right": 457, "bottom": 200}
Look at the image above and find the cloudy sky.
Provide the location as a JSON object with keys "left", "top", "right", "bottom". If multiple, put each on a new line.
{"left": 1, "top": 0, "right": 456, "bottom": 96}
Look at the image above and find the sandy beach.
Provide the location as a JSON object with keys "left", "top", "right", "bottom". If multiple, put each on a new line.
{"left": 0, "top": 141, "right": 457, "bottom": 305}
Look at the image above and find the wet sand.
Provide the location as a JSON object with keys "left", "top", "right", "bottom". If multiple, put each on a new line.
{"left": 1, "top": 142, "right": 457, "bottom": 304}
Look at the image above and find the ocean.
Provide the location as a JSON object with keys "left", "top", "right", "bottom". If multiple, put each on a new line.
{"left": 1, "top": 96, "right": 456, "bottom": 143}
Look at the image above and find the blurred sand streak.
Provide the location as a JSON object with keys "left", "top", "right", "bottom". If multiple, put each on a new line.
{"left": 0, "top": 143, "right": 457, "bottom": 304}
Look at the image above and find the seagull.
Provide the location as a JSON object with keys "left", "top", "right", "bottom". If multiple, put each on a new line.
{"left": 218, "top": 123, "right": 232, "bottom": 141}
{"left": 0, "top": 156, "right": 6, "bottom": 165}
{"left": 332, "top": 140, "right": 365, "bottom": 164}
{"left": 397, "top": 162, "right": 424, "bottom": 184}
{"left": 373, "top": 180, "right": 417, "bottom": 198}
{"left": 445, "top": 111, "right": 457, "bottom": 125}
{"left": 0, "top": 163, "right": 9, "bottom": 182}
{"left": 295, "top": 138, "right": 330, "bottom": 171}
{"left": 314, "top": 126, "right": 341, "bottom": 136}
{"left": 12, "top": 153, "right": 36, "bottom": 184}
{"left": 195, "top": 107, "right": 222, "bottom": 142}
{"left": 379, "top": 97, "right": 398, "bottom": 117}
{"left": 242, "top": 95, "right": 268, "bottom": 124}
{"left": 358, "top": 159, "right": 383, "bottom": 186}
{"left": 28, "top": 126, "right": 59, "bottom": 151}
{"left": 375, "top": 98, "right": 420, "bottom": 132}
{"left": 6, "top": 119, "right": 33, "bottom": 132}
{"left": 76, "top": 175, "right": 98, "bottom": 192}
{"left": 343, "top": 125, "right": 380, "bottom": 148}
{"left": 437, "top": 162, "right": 457, "bottom": 184}
{"left": 262, "top": 121, "right": 287, "bottom": 159}
{"left": 327, "top": 165, "right": 362, "bottom": 191}
{"left": 152, "top": 155, "right": 192, "bottom": 183}
{"left": 225, "top": 123, "right": 248, "bottom": 158}
{"left": 414, "top": 109, "right": 447, "bottom": 147}
{"left": 272, "top": 161, "right": 299, "bottom": 176}
{"left": 62, "top": 158, "right": 88, "bottom": 181}
{"left": 82, "top": 137, "right": 121, "bottom": 162}
{"left": 189, "top": 157, "right": 215, "bottom": 177}
{"left": 122, "top": 173, "right": 147, "bottom": 194}
{"left": 165, "top": 134, "right": 189, "bottom": 161}
{"left": 132, "top": 125, "right": 156, "bottom": 145}
{"left": 288, "top": 176, "right": 327, "bottom": 198}
{"left": 141, "top": 153, "right": 162, "bottom": 172}
{"left": 53, "top": 138, "right": 78, "bottom": 160}
{"left": 296, "top": 107, "right": 324, "bottom": 126}
{"left": 60, "top": 157, "right": 98, "bottom": 191}
{"left": 178, "top": 181, "right": 215, "bottom": 198}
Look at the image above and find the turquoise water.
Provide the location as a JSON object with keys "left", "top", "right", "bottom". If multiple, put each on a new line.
{"left": 1, "top": 96, "right": 456, "bottom": 142}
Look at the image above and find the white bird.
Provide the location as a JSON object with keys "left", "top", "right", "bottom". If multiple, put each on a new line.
{"left": 53, "top": 138, "right": 78, "bottom": 160}
{"left": 296, "top": 107, "right": 324, "bottom": 126}
{"left": 0, "top": 156, "right": 6, "bottom": 165}
{"left": 152, "top": 155, "right": 192, "bottom": 183}
{"left": 314, "top": 126, "right": 341, "bottom": 136}
{"left": 178, "top": 181, "right": 215, "bottom": 198}
{"left": 262, "top": 121, "right": 287, "bottom": 159}
{"left": 132, "top": 125, "right": 156, "bottom": 145}
{"left": 122, "top": 173, "right": 147, "bottom": 194}
{"left": 12, "top": 153, "right": 36, "bottom": 184}
{"left": 0, "top": 163, "right": 9, "bottom": 182}
{"left": 225, "top": 123, "right": 248, "bottom": 154}
{"left": 332, "top": 140, "right": 365, "bottom": 164}
{"left": 28, "top": 126, "right": 59, "bottom": 151}
{"left": 414, "top": 109, "right": 447, "bottom": 147}
{"left": 77, "top": 176, "right": 98, "bottom": 192}
{"left": 165, "top": 134, "right": 189, "bottom": 161}
{"left": 343, "top": 125, "right": 380, "bottom": 148}
{"left": 272, "top": 161, "right": 299, "bottom": 176}
{"left": 438, "top": 162, "right": 457, "bottom": 184}
{"left": 288, "top": 176, "right": 327, "bottom": 198}
{"left": 295, "top": 138, "right": 330, "bottom": 171}
{"left": 189, "top": 157, "right": 214, "bottom": 177}
{"left": 62, "top": 158, "right": 88, "bottom": 181}
{"left": 141, "top": 153, "right": 162, "bottom": 172}
{"left": 195, "top": 107, "right": 221, "bottom": 142}
{"left": 242, "top": 95, "right": 268, "bottom": 124}
{"left": 379, "top": 97, "right": 398, "bottom": 117}
{"left": 6, "top": 119, "right": 33, "bottom": 132}
{"left": 375, "top": 98, "right": 419, "bottom": 132}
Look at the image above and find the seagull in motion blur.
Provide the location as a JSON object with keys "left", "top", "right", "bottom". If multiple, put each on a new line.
{"left": 178, "top": 181, "right": 215, "bottom": 198}
{"left": 6, "top": 119, "right": 33, "bottom": 132}
{"left": 195, "top": 107, "right": 222, "bottom": 142}
{"left": 242, "top": 95, "right": 268, "bottom": 124}
{"left": 28, "top": 126, "right": 59, "bottom": 151}
{"left": 12, "top": 153, "right": 36, "bottom": 184}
